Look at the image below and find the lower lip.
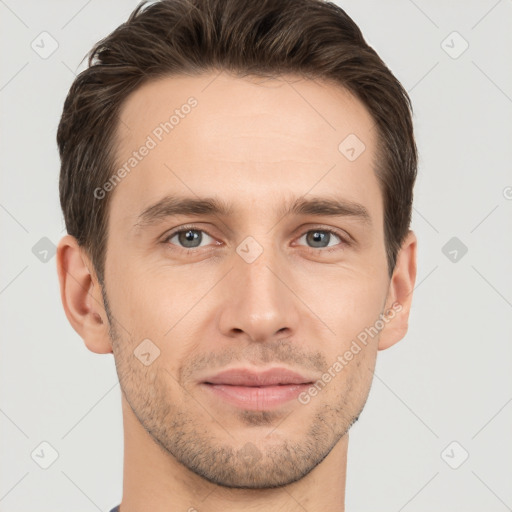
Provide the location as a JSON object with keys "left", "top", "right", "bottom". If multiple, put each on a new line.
{"left": 201, "top": 383, "right": 311, "bottom": 410}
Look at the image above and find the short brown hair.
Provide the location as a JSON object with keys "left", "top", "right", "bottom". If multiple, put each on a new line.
{"left": 57, "top": 0, "right": 417, "bottom": 284}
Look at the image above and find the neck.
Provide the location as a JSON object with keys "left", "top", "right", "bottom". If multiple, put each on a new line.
{"left": 119, "top": 395, "right": 347, "bottom": 512}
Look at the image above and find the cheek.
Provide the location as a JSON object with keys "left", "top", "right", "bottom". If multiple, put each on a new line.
{"left": 299, "top": 267, "right": 386, "bottom": 394}
{"left": 301, "top": 266, "right": 389, "bottom": 342}
{"left": 109, "top": 262, "right": 207, "bottom": 370}
{"left": 106, "top": 252, "right": 180, "bottom": 330}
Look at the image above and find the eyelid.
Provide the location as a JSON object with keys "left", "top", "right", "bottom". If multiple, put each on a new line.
{"left": 162, "top": 224, "right": 219, "bottom": 249}
{"left": 162, "top": 224, "right": 352, "bottom": 251}
{"left": 292, "top": 227, "right": 351, "bottom": 254}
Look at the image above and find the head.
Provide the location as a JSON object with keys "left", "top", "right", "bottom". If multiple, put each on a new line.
{"left": 57, "top": 0, "right": 417, "bottom": 489}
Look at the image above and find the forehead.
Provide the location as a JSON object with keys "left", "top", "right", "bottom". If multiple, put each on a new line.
{"left": 109, "top": 71, "right": 381, "bottom": 231}
{"left": 116, "top": 72, "right": 376, "bottom": 157}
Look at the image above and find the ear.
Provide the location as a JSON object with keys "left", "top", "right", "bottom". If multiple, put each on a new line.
{"left": 378, "top": 230, "right": 417, "bottom": 351}
{"left": 56, "top": 235, "right": 113, "bottom": 354}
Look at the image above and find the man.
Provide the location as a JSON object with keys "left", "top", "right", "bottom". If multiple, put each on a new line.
{"left": 56, "top": 0, "right": 417, "bottom": 510}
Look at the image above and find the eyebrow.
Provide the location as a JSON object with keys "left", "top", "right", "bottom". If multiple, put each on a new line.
{"left": 132, "top": 194, "right": 371, "bottom": 232}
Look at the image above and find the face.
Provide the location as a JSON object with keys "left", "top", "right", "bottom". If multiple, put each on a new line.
{"left": 102, "top": 72, "right": 395, "bottom": 488}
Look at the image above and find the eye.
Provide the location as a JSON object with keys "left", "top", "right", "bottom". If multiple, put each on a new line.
{"left": 162, "top": 226, "right": 349, "bottom": 253}
{"left": 164, "top": 227, "right": 217, "bottom": 249}
{"left": 296, "top": 229, "right": 346, "bottom": 251}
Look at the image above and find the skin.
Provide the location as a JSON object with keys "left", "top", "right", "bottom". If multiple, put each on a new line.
{"left": 56, "top": 71, "right": 417, "bottom": 512}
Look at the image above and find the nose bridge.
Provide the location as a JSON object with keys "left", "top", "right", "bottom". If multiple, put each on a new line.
{"left": 240, "top": 247, "right": 281, "bottom": 307}
{"left": 218, "top": 234, "right": 298, "bottom": 342}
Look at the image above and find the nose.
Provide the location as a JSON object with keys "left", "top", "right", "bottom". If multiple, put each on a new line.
{"left": 217, "top": 243, "right": 301, "bottom": 344}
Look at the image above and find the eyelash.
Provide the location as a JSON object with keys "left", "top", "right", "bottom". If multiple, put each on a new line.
{"left": 162, "top": 224, "right": 351, "bottom": 254}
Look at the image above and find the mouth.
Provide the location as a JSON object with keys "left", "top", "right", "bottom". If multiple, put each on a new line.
{"left": 199, "top": 367, "right": 315, "bottom": 411}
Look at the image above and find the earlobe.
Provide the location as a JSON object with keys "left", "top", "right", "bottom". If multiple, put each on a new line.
{"left": 378, "top": 230, "right": 417, "bottom": 351}
{"left": 56, "top": 235, "right": 113, "bottom": 354}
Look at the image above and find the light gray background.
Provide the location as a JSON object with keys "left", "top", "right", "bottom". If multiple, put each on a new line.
{"left": 1, "top": 1, "right": 511, "bottom": 511}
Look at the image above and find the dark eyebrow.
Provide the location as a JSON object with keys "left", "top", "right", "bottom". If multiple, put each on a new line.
{"left": 132, "top": 194, "right": 371, "bottom": 232}
{"left": 133, "top": 196, "right": 234, "bottom": 231}
{"left": 279, "top": 196, "right": 371, "bottom": 225}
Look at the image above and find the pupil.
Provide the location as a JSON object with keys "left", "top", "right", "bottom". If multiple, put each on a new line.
{"left": 309, "top": 231, "right": 328, "bottom": 247}
{"left": 181, "top": 229, "right": 200, "bottom": 247}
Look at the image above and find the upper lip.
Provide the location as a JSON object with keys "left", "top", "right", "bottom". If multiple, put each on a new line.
{"left": 202, "top": 367, "right": 315, "bottom": 387}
